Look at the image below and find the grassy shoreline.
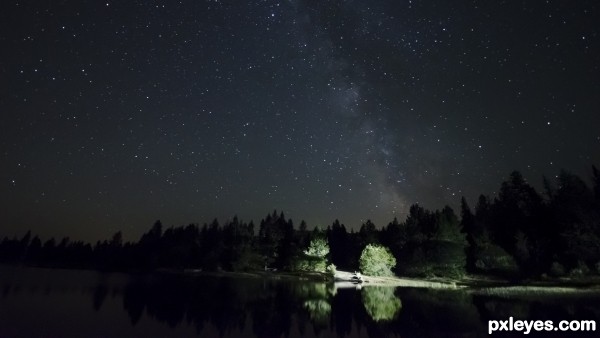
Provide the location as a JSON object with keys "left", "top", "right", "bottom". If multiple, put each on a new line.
{"left": 362, "top": 274, "right": 600, "bottom": 291}
{"left": 179, "top": 268, "right": 600, "bottom": 292}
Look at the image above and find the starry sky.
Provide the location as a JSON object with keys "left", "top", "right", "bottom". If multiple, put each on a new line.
{"left": 1, "top": 0, "right": 599, "bottom": 242}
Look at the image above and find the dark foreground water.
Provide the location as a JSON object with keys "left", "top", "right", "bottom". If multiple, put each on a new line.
{"left": 1, "top": 266, "right": 599, "bottom": 338}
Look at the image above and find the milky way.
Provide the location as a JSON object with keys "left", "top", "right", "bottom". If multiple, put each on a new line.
{"left": 1, "top": 1, "right": 599, "bottom": 241}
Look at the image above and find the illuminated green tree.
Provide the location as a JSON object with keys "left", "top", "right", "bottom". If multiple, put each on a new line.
{"left": 362, "top": 287, "right": 402, "bottom": 322}
{"left": 304, "top": 237, "right": 329, "bottom": 257}
{"left": 294, "top": 237, "right": 330, "bottom": 272}
{"left": 359, "top": 244, "right": 396, "bottom": 276}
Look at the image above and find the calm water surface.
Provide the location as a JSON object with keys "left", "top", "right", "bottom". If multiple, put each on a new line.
{"left": 1, "top": 266, "right": 599, "bottom": 337}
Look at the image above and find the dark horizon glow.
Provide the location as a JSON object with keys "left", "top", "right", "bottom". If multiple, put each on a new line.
{"left": 1, "top": 1, "right": 599, "bottom": 242}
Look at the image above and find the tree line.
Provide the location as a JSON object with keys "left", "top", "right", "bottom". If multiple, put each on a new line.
{"left": 1, "top": 166, "right": 599, "bottom": 279}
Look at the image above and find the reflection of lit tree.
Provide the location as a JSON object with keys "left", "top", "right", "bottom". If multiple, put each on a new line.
{"left": 303, "top": 299, "right": 331, "bottom": 324}
{"left": 362, "top": 287, "right": 402, "bottom": 322}
{"left": 297, "top": 283, "right": 333, "bottom": 324}
{"left": 295, "top": 282, "right": 333, "bottom": 299}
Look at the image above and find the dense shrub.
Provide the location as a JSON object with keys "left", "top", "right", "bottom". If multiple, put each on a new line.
{"left": 359, "top": 244, "right": 396, "bottom": 277}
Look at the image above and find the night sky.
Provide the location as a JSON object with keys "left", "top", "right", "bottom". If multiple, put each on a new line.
{"left": 1, "top": 1, "right": 599, "bottom": 242}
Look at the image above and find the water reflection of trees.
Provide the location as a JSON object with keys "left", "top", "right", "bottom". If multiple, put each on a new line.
{"left": 303, "top": 299, "right": 331, "bottom": 322}
{"left": 361, "top": 286, "right": 402, "bottom": 322}
{"left": 121, "top": 275, "right": 256, "bottom": 334}
{"left": 397, "top": 288, "right": 482, "bottom": 337}
{"left": 115, "top": 276, "right": 349, "bottom": 337}
{"left": 102, "top": 275, "right": 600, "bottom": 338}
{"left": 118, "top": 275, "right": 315, "bottom": 337}
{"left": 115, "top": 277, "right": 476, "bottom": 337}
{"left": 298, "top": 283, "right": 333, "bottom": 325}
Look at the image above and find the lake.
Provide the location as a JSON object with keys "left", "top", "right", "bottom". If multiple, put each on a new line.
{"left": 1, "top": 266, "right": 599, "bottom": 337}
